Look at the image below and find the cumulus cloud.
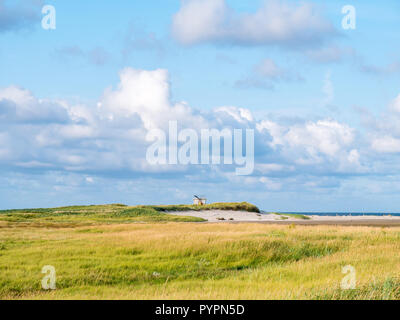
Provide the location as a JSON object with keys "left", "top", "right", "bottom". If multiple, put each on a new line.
{"left": 371, "top": 136, "right": 400, "bottom": 154}
{"left": 257, "top": 119, "right": 360, "bottom": 170}
{"left": 259, "top": 177, "right": 282, "bottom": 191}
{"left": 390, "top": 94, "right": 400, "bottom": 113}
{"left": 214, "top": 106, "right": 254, "bottom": 124}
{"left": 172, "top": 0, "right": 337, "bottom": 48}
{"left": 4, "top": 67, "right": 400, "bottom": 204}
{"left": 284, "top": 120, "right": 355, "bottom": 158}
{"left": 0, "top": 86, "right": 69, "bottom": 123}
{"left": 367, "top": 94, "right": 400, "bottom": 155}
{"left": 99, "top": 68, "right": 207, "bottom": 131}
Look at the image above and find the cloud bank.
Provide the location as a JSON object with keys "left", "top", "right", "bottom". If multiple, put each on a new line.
{"left": 1, "top": 66, "right": 400, "bottom": 210}
{"left": 1, "top": 67, "right": 399, "bottom": 190}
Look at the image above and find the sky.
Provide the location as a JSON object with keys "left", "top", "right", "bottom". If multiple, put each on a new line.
{"left": 1, "top": 0, "right": 400, "bottom": 212}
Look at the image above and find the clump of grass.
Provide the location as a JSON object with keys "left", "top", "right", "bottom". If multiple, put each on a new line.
{"left": 116, "top": 207, "right": 161, "bottom": 217}
{"left": 312, "top": 277, "right": 400, "bottom": 300}
{"left": 277, "top": 216, "right": 288, "bottom": 220}
{"left": 272, "top": 213, "right": 311, "bottom": 220}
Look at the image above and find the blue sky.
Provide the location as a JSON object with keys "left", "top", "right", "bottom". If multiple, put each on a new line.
{"left": 1, "top": 0, "right": 400, "bottom": 212}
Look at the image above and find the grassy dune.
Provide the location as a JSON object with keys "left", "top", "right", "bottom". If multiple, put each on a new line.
{"left": 1, "top": 212, "right": 400, "bottom": 299}
{"left": 0, "top": 202, "right": 259, "bottom": 226}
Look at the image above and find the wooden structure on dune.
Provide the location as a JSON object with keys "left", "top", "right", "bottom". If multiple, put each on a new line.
{"left": 193, "top": 195, "right": 207, "bottom": 206}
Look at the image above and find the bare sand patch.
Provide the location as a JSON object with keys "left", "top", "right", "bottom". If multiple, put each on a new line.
{"left": 170, "top": 210, "right": 400, "bottom": 226}
{"left": 171, "top": 210, "right": 279, "bottom": 222}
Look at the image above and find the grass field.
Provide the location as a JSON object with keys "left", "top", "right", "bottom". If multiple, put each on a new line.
{"left": 1, "top": 203, "right": 400, "bottom": 300}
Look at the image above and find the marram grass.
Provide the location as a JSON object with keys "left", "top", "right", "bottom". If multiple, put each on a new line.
{"left": 1, "top": 209, "right": 400, "bottom": 299}
{"left": 270, "top": 213, "right": 311, "bottom": 220}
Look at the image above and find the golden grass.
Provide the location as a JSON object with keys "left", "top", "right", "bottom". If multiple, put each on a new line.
{"left": 1, "top": 222, "right": 400, "bottom": 299}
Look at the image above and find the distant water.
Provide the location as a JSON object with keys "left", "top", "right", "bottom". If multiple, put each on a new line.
{"left": 263, "top": 211, "right": 400, "bottom": 217}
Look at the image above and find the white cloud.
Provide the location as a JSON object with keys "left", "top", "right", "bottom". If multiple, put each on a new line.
{"left": 172, "top": 0, "right": 226, "bottom": 45}
{"left": 58, "top": 125, "right": 96, "bottom": 140}
{"left": 286, "top": 120, "right": 355, "bottom": 157}
{"left": 257, "top": 120, "right": 286, "bottom": 146}
{"left": 257, "top": 118, "right": 358, "bottom": 167}
{"left": 0, "top": 86, "right": 34, "bottom": 105}
{"left": 172, "top": 0, "right": 336, "bottom": 48}
{"left": 347, "top": 149, "right": 360, "bottom": 165}
{"left": 371, "top": 136, "right": 400, "bottom": 153}
{"left": 366, "top": 93, "right": 400, "bottom": 155}
{"left": 259, "top": 177, "right": 282, "bottom": 191}
{"left": 100, "top": 68, "right": 206, "bottom": 131}
{"left": 214, "top": 106, "right": 254, "bottom": 123}
{"left": 390, "top": 94, "right": 400, "bottom": 113}
{"left": 256, "top": 163, "right": 292, "bottom": 174}
{"left": 0, "top": 86, "right": 69, "bottom": 123}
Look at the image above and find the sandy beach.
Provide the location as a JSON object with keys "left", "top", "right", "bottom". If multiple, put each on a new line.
{"left": 171, "top": 210, "right": 400, "bottom": 227}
